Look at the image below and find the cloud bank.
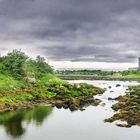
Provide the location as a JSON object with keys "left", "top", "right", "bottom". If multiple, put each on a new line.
{"left": 0, "top": 0, "right": 140, "bottom": 69}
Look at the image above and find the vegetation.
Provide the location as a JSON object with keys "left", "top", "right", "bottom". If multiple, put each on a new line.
{"left": 0, "top": 50, "right": 53, "bottom": 79}
{"left": 57, "top": 69, "right": 140, "bottom": 80}
{"left": 57, "top": 69, "right": 114, "bottom": 76}
{"left": 0, "top": 50, "right": 104, "bottom": 113}
{"left": 105, "top": 85, "right": 140, "bottom": 127}
{"left": 1, "top": 50, "right": 140, "bottom": 128}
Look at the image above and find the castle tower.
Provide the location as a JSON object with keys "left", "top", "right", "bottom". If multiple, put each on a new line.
{"left": 138, "top": 57, "right": 140, "bottom": 69}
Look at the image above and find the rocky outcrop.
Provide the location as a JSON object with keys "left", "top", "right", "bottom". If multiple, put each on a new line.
{"left": 23, "top": 77, "right": 36, "bottom": 84}
{"left": 49, "top": 95, "right": 101, "bottom": 112}
{"left": 105, "top": 88, "right": 140, "bottom": 127}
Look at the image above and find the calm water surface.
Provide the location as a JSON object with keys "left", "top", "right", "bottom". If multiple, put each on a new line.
{"left": 0, "top": 80, "right": 140, "bottom": 140}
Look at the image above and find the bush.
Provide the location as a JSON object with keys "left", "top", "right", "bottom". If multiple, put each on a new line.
{"left": 2, "top": 50, "right": 28, "bottom": 78}
{"left": 0, "top": 50, "right": 54, "bottom": 79}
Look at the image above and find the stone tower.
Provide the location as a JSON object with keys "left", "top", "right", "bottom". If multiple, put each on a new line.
{"left": 138, "top": 56, "right": 140, "bottom": 70}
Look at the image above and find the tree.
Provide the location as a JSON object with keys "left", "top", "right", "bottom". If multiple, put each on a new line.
{"left": 2, "top": 50, "right": 28, "bottom": 78}
{"left": 34, "top": 56, "right": 53, "bottom": 77}
{"left": 0, "top": 50, "right": 54, "bottom": 79}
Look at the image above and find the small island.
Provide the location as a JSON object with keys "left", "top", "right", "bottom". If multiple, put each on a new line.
{"left": 0, "top": 50, "right": 104, "bottom": 113}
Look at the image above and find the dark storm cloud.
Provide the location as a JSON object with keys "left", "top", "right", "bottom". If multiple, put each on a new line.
{"left": 40, "top": 45, "right": 138, "bottom": 63}
{"left": 0, "top": 0, "right": 140, "bottom": 63}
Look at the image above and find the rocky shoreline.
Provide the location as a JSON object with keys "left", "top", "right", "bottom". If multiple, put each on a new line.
{"left": 50, "top": 95, "right": 101, "bottom": 111}
{"left": 0, "top": 83, "right": 104, "bottom": 113}
{"left": 105, "top": 87, "right": 140, "bottom": 127}
{"left": 1, "top": 80, "right": 139, "bottom": 128}
{"left": 0, "top": 95, "right": 102, "bottom": 113}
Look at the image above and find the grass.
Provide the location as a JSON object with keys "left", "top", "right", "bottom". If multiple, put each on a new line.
{"left": 0, "top": 74, "right": 26, "bottom": 93}
{"left": 36, "top": 73, "right": 66, "bottom": 87}
{"left": 0, "top": 72, "right": 104, "bottom": 105}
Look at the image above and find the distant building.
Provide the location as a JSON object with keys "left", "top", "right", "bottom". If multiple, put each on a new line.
{"left": 138, "top": 57, "right": 140, "bottom": 69}
{"left": 128, "top": 57, "right": 140, "bottom": 70}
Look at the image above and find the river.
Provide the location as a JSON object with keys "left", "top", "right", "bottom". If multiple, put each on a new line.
{"left": 0, "top": 80, "right": 139, "bottom": 140}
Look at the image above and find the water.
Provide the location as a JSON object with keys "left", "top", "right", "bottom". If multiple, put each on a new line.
{"left": 0, "top": 80, "right": 140, "bottom": 140}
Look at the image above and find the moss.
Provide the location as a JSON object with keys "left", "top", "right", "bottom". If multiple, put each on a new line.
{"left": 47, "top": 83, "right": 104, "bottom": 97}
{"left": 105, "top": 84, "right": 140, "bottom": 127}
{"left": 46, "top": 92, "right": 56, "bottom": 98}
{"left": 0, "top": 81, "right": 104, "bottom": 113}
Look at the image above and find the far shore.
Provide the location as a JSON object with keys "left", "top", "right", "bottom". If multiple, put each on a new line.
{"left": 58, "top": 75, "right": 140, "bottom": 81}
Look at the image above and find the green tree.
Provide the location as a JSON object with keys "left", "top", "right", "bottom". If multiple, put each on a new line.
{"left": 34, "top": 56, "right": 53, "bottom": 77}
{"left": 2, "top": 50, "right": 28, "bottom": 78}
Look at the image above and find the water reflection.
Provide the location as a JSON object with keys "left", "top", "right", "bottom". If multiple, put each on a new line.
{"left": 0, "top": 106, "right": 53, "bottom": 138}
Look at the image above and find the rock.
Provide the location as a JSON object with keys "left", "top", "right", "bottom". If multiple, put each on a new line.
{"left": 108, "top": 97, "right": 113, "bottom": 100}
{"left": 100, "top": 103, "right": 106, "bottom": 107}
{"left": 69, "top": 104, "right": 78, "bottom": 111}
{"left": 116, "top": 84, "right": 121, "bottom": 87}
{"left": 3, "top": 103, "right": 11, "bottom": 109}
{"left": 55, "top": 103, "right": 62, "bottom": 109}
{"left": 62, "top": 104, "right": 69, "bottom": 109}
{"left": 108, "top": 86, "right": 112, "bottom": 89}
{"left": 23, "top": 77, "right": 36, "bottom": 84}
{"left": 80, "top": 108, "right": 86, "bottom": 111}
{"left": 54, "top": 95, "right": 64, "bottom": 100}
{"left": 116, "top": 123, "right": 132, "bottom": 128}
{"left": 108, "top": 97, "right": 118, "bottom": 101}
{"left": 93, "top": 99, "right": 101, "bottom": 105}
{"left": 110, "top": 90, "right": 114, "bottom": 92}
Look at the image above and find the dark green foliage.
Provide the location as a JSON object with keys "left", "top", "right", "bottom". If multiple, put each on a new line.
{"left": 0, "top": 49, "right": 104, "bottom": 117}
{"left": 57, "top": 69, "right": 140, "bottom": 79}
{"left": 35, "top": 56, "right": 53, "bottom": 76}
{"left": 57, "top": 69, "right": 114, "bottom": 76}
{"left": 24, "top": 56, "right": 53, "bottom": 78}
{"left": 0, "top": 50, "right": 53, "bottom": 79}
{"left": 0, "top": 50, "right": 28, "bottom": 78}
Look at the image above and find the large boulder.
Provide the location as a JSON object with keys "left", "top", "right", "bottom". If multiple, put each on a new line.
{"left": 23, "top": 77, "right": 36, "bottom": 84}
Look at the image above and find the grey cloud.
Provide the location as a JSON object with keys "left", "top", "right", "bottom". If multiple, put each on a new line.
{"left": 0, "top": 0, "right": 140, "bottom": 63}
{"left": 39, "top": 44, "right": 138, "bottom": 63}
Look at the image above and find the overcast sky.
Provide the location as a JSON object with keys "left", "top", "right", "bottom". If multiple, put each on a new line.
{"left": 0, "top": 0, "right": 140, "bottom": 70}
